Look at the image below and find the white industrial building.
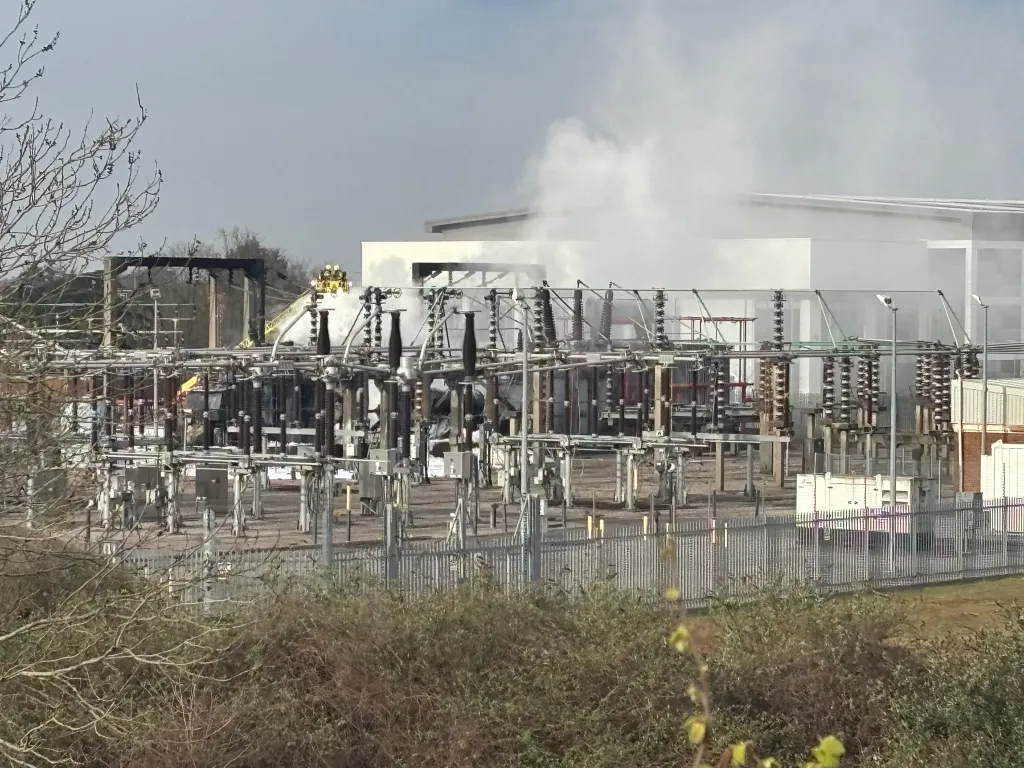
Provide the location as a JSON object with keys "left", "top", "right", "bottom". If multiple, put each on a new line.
{"left": 360, "top": 194, "right": 1024, "bottom": 396}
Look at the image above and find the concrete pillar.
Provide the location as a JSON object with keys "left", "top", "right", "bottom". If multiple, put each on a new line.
{"left": 773, "top": 442, "right": 785, "bottom": 488}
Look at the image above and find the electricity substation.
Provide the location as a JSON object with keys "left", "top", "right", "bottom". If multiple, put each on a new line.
{"left": 23, "top": 241, "right": 1002, "bottom": 602}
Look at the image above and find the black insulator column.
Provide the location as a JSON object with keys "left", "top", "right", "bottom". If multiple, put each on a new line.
{"left": 291, "top": 370, "right": 301, "bottom": 426}
{"left": 314, "top": 379, "right": 324, "bottom": 454}
{"left": 163, "top": 377, "right": 174, "bottom": 452}
{"left": 540, "top": 287, "right": 557, "bottom": 344}
{"left": 399, "top": 386, "right": 412, "bottom": 460}
{"left": 90, "top": 376, "right": 99, "bottom": 452}
{"left": 316, "top": 309, "right": 331, "bottom": 355}
{"left": 252, "top": 377, "right": 263, "bottom": 454}
{"left": 571, "top": 288, "right": 583, "bottom": 343}
{"left": 242, "top": 379, "right": 252, "bottom": 455}
{"left": 459, "top": 311, "right": 476, "bottom": 449}
{"left": 202, "top": 371, "right": 211, "bottom": 450}
{"left": 589, "top": 366, "right": 599, "bottom": 436}
{"left": 325, "top": 380, "right": 336, "bottom": 455}
{"left": 226, "top": 369, "right": 237, "bottom": 445}
{"left": 276, "top": 376, "right": 287, "bottom": 453}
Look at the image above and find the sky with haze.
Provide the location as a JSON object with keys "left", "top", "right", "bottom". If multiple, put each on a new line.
{"left": 22, "top": 0, "right": 1024, "bottom": 273}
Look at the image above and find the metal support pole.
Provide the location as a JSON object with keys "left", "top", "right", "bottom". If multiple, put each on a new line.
{"left": 321, "top": 464, "right": 334, "bottom": 567}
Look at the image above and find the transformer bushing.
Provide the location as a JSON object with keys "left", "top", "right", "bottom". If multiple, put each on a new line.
{"left": 923, "top": 350, "right": 936, "bottom": 409}
{"left": 372, "top": 288, "right": 384, "bottom": 350}
{"left": 914, "top": 355, "right": 925, "bottom": 397}
{"left": 540, "top": 287, "right": 557, "bottom": 344}
{"left": 856, "top": 356, "right": 868, "bottom": 416}
{"left": 770, "top": 290, "right": 789, "bottom": 431}
{"left": 433, "top": 291, "right": 447, "bottom": 350}
{"left": 963, "top": 350, "right": 980, "bottom": 379}
{"left": 772, "top": 360, "right": 788, "bottom": 427}
{"left": 599, "top": 289, "right": 614, "bottom": 347}
{"left": 869, "top": 351, "right": 880, "bottom": 426}
{"left": 839, "top": 356, "right": 852, "bottom": 424}
{"left": 361, "top": 287, "right": 373, "bottom": 349}
{"left": 933, "top": 350, "right": 951, "bottom": 430}
{"left": 757, "top": 347, "right": 772, "bottom": 415}
{"left": 532, "top": 288, "right": 546, "bottom": 350}
{"left": 712, "top": 359, "right": 726, "bottom": 431}
{"left": 653, "top": 289, "right": 668, "bottom": 348}
{"left": 487, "top": 289, "right": 499, "bottom": 350}
{"left": 821, "top": 356, "right": 835, "bottom": 419}
{"left": 571, "top": 288, "right": 583, "bottom": 343}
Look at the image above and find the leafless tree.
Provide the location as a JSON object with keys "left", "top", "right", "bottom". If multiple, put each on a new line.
{"left": 0, "top": 4, "right": 240, "bottom": 766}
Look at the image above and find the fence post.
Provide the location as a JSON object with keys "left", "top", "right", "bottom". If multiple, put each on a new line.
{"left": 384, "top": 501, "right": 400, "bottom": 587}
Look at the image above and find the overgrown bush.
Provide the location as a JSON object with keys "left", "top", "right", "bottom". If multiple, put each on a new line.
{"left": 8, "top": 562, "right": 1024, "bottom": 767}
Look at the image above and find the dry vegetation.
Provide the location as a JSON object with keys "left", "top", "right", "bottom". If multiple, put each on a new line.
{"left": 3, "top": 544, "right": 1024, "bottom": 768}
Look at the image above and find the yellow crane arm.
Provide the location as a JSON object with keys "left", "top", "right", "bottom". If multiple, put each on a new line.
{"left": 178, "top": 267, "right": 350, "bottom": 398}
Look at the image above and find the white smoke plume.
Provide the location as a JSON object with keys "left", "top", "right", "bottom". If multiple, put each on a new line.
{"left": 520, "top": 0, "right": 1024, "bottom": 291}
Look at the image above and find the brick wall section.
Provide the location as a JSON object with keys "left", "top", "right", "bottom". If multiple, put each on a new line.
{"left": 958, "top": 431, "right": 1024, "bottom": 492}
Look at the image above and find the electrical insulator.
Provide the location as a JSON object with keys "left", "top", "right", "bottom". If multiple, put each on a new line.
{"left": 372, "top": 288, "right": 384, "bottom": 350}
{"left": 532, "top": 287, "right": 546, "bottom": 350}
{"left": 599, "top": 289, "right": 614, "bottom": 347}
{"left": 869, "top": 351, "right": 881, "bottom": 425}
{"left": 712, "top": 359, "right": 727, "bottom": 431}
{"left": 571, "top": 289, "right": 583, "bottom": 343}
{"left": 361, "top": 287, "right": 373, "bottom": 349}
{"left": 914, "top": 355, "right": 924, "bottom": 397}
{"left": 839, "top": 356, "right": 852, "bottom": 424}
{"left": 821, "top": 356, "right": 835, "bottom": 419}
{"left": 433, "top": 292, "right": 447, "bottom": 350}
{"left": 425, "top": 289, "right": 437, "bottom": 352}
{"left": 772, "top": 290, "right": 785, "bottom": 348}
{"left": 963, "top": 350, "right": 980, "bottom": 379}
{"left": 487, "top": 289, "right": 499, "bottom": 350}
{"left": 540, "top": 287, "right": 557, "bottom": 344}
{"left": 653, "top": 289, "right": 668, "bottom": 348}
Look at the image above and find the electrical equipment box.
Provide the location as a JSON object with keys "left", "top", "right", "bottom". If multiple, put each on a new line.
{"left": 357, "top": 463, "right": 384, "bottom": 500}
{"left": 28, "top": 468, "right": 68, "bottom": 503}
{"left": 125, "top": 466, "right": 160, "bottom": 490}
{"left": 443, "top": 451, "right": 473, "bottom": 480}
{"left": 368, "top": 448, "right": 397, "bottom": 476}
{"left": 196, "top": 468, "right": 229, "bottom": 501}
{"left": 795, "top": 473, "right": 938, "bottom": 535}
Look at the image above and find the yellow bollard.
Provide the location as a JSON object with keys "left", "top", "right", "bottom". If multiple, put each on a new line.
{"left": 586, "top": 514, "right": 594, "bottom": 539}
{"left": 346, "top": 484, "right": 351, "bottom": 511}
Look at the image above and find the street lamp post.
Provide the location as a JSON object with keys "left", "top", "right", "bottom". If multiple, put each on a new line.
{"left": 876, "top": 295, "right": 898, "bottom": 504}
{"left": 972, "top": 295, "right": 989, "bottom": 490}
{"left": 877, "top": 295, "right": 898, "bottom": 573}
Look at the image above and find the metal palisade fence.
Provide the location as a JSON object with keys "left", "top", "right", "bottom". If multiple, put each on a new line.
{"left": 114, "top": 497, "right": 1024, "bottom": 610}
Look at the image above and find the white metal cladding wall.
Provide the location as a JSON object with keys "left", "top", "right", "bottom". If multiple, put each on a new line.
{"left": 952, "top": 379, "right": 1024, "bottom": 425}
{"left": 983, "top": 442, "right": 1024, "bottom": 512}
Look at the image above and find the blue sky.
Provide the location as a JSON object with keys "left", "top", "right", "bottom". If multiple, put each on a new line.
{"left": 22, "top": 1, "right": 1024, "bottom": 270}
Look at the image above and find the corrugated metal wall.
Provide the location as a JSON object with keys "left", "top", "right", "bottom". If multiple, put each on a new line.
{"left": 952, "top": 379, "right": 1024, "bottom": 425}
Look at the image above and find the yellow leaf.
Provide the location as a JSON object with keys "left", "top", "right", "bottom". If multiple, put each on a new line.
{"left": 665, "top": 587, "right": 681, "bottom": 600}
{"left": 811, "top": 735, "right": 846, "bottom": 768}
{"left": 686, "top": 684, "right": 700, "bottom": 703}
{"left": 668, "top": 624, "right": 690, "bottom": 654}
{"left": 758, "top": 760, "right": 780, "bottom": 768}
{"left": 730, "top": 742, "right": 749, "bottom": 766}
{"left": 686, "top": 716, "right": 706, "bottom": 745}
